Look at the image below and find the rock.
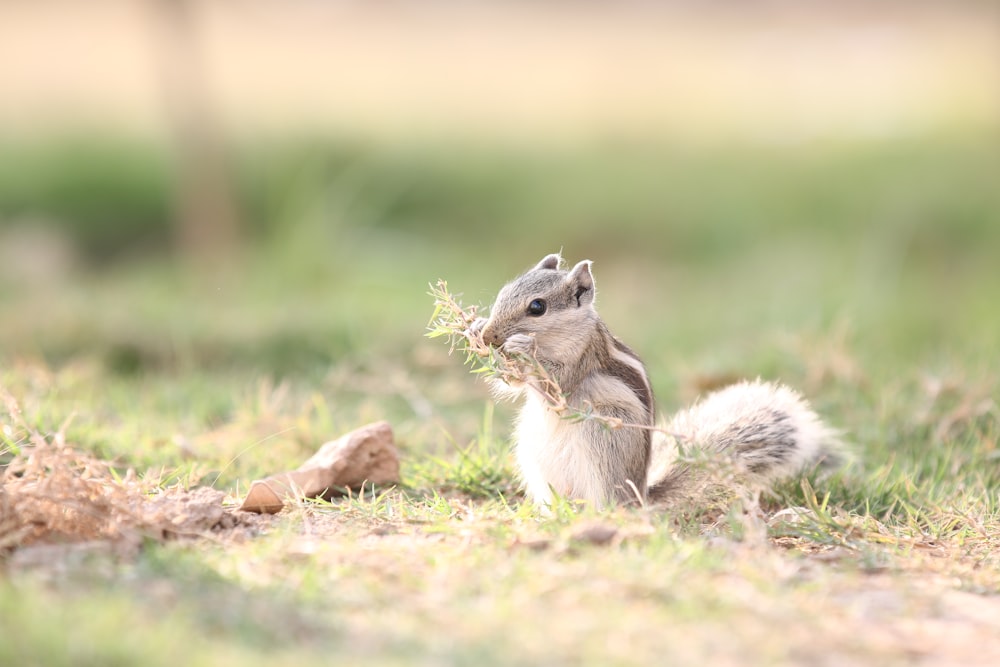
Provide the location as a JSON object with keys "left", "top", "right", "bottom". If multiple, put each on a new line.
{"left": 240, "top": 481, "right": 285, "bottom": 515}
{"left": 569, "top": 522, "right": 619, "bottom": 546}
{"left": 239, "top": 421, "right": 400, "bottom": 514}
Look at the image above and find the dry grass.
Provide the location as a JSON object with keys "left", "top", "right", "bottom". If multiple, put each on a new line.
{"left": 3, "top": 357, "right": 999, "bottom": 666}
{"left": 1, "top": 261, "right": 997, "bottom": 664}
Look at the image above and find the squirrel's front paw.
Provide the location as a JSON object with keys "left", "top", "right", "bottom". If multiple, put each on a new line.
{"left": 468, "top": 317, "right": 488, "bottom": 342}
{"left": 465, "top": 317, "right": 489, "bottom": 347}
{"left": 502, "top": 334, "right": 537, "bottom": 358}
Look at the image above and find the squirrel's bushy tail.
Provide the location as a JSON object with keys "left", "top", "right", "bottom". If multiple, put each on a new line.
{"left": 647, "top": 380, "right": 842, "bottom": 505}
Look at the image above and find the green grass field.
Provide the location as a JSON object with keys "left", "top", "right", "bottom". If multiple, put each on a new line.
{"left": 2, "top": 133, "right": 999, "bottom": 665}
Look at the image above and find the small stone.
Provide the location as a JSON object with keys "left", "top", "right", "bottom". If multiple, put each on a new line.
{"left": 240, "top": 481, "right": 284, "bottom": 514}
{"left": 570, "top": 523, "right": 618, "bottom": 546}
{"left": 512, "top": 537, "right": 552, "bottom": 552}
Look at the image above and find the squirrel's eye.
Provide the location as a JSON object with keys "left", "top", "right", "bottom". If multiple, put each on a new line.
{"left": 527, "top": 299, "right": 547, "bottom": 316}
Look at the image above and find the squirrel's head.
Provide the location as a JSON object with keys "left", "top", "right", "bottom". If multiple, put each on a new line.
{"left": 480, "top": 253, "right": 598, "bottom": 357}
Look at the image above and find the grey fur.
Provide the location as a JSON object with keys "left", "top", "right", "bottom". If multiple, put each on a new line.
{"left": 478, "top": 254, "right": 841, "bottom": 508}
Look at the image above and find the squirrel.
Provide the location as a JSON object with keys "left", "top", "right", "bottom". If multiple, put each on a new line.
{"left": 470, "top": 253, "right": 841, "bottom": 509}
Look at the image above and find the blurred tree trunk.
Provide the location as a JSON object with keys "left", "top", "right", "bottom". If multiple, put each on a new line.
{"left": 150, "top": 0, "right": 240, "bottom": 260}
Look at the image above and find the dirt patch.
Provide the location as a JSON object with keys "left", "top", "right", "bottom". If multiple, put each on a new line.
{"left": 0, "top": 409, "right": 269, "bottom": 559}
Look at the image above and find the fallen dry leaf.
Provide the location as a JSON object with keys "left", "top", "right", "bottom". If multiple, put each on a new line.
{"left": 239, "top": 421, "right": 400, "bottom": 513}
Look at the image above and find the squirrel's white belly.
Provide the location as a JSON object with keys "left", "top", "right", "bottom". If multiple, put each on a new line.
{"left": 513, "top": 393, "right": 606, "bottom": 506}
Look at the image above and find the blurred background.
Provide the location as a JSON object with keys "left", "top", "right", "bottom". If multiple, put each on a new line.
{"left": 1, "top": 0, "right": 998, "bottom": 428}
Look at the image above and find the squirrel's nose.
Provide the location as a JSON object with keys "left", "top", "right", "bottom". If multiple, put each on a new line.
{"left": 481, "top": 324, "right": 501, "bottom": 347}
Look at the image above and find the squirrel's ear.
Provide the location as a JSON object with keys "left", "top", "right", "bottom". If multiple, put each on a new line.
{"left": 534, "top": 254, "right": 562, "bottom": 271}
{"left": 567, "top": 260, "right": 595, "bottom": 306}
